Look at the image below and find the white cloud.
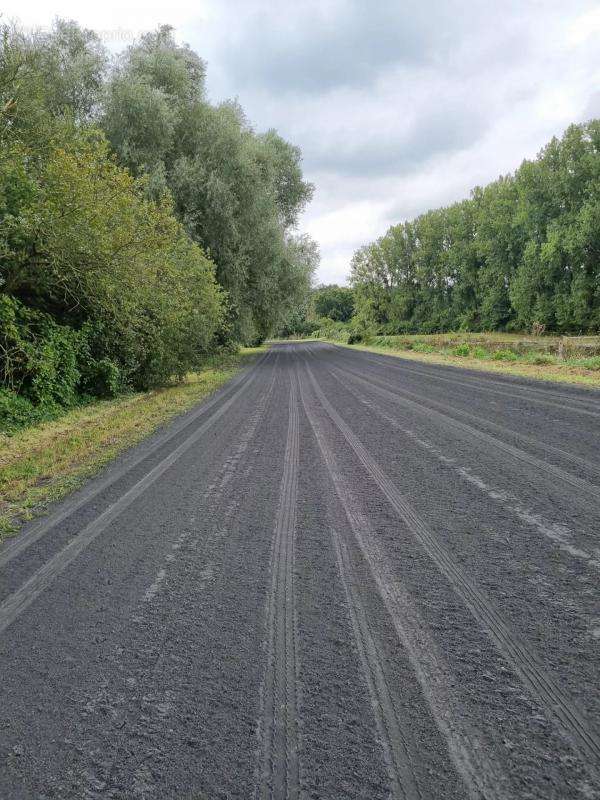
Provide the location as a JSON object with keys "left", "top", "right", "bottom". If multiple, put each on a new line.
{"left": 566, "top": 6, "right": 600, "bottom": 46}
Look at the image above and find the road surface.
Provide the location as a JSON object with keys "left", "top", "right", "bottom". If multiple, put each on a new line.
{"left": 1, "top": 341, "right": 599, "bottom": 799}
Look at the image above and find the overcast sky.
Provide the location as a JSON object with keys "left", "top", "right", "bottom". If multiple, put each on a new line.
{"left": 4, "top": 0, "right": 600, "bottom": 284}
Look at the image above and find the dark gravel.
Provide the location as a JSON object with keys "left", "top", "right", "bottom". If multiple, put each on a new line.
{"left": 1, "top": 342, "right": 599, "bottom": 799}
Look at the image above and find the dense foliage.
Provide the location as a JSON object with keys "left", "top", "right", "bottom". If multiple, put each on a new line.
{"left": 0, "top": 21, "right": 316, "bottom": 430}
{"left": 313, "top": 285, "right": 355, "bottom": 323}
{"left": 102, "top": 26, "right": 314, "bottom": 344}
{"left": 276, "top": 282, "right": 353, "bottom": 337}
{"left": 350, "top": 121, "right": 600, "bottom": 336}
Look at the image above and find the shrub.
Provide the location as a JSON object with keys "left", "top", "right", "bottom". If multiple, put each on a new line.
{"left": 347, "top": 332, "right": 363, "bottom": 344}
{"left": 492, "top": 348, "right": 519, "bottom": 361}
{"left": 0, "top": 295, "right": 82, "bottom": 408}
{"left": 412, "top": 342, "right": 435, "bottom": 353}
{"left": 0, "top": 389, "right": 42, "bottom": 432}
{"left": 528, "top": 354, "right": 555, "bottom": 365}
{"left": 312, "top": 319, "right": 353, "bottom": 342}
{"left": 81, "top": 358, "right": 121, "bottom": 398}
{"left": 1, "top": 131, "right": 224, "bottom": 405}
{"left": 452, "top": 343, "right": 471, "bottom": 357}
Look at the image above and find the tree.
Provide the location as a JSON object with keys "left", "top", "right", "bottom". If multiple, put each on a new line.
{"left": 0, "top": 18, "right": 318, "bottom": 427}
{"left": 350, "top": 120, "right": 600, "bottom": 335}
{"left": 102, "top": 27, "right": 315, "bottom": 343}
{"left": 0, "top": 21, "right": 224, "bottom": 416}
{"left": 313, "top": 284, "right": 355, "bottom": 322}
{"left": 0, "top": 20, "right": 107, "bottom": 140}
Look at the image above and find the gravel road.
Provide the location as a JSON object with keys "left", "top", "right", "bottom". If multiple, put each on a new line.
{"left": 1, "top": 341, "right": 599, "bottom": 799}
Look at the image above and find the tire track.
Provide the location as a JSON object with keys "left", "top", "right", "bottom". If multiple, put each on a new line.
{"left": 136, "top": 356, "right": 280, "bottom": 614}
{"left": 331, "top": 361, "right": 600, "bottom": 507}
{"left": 0, "top": 349, "right": 273, "bottom": 570}
{"left": 333, "top": 368, "right": 600, "bottom": 573}
{"left": 330, "top": 344, "right": 600, "bottom": 419}
{"left": 258, "top": 371, "right": 301, "bottom": 800}
{"left": 323, "top": 346, "right": 600, "bottom": 482}
{"left": 303, "top": 359, "right": 600, "bottom": 784}
{"left": 299, "top": 371, "right": 507, "bottom": 800}
{"left": 76, "top": 364, "right": 281, "bottom": 800}
{"left": 330, "top": 528, "right": 420, "bottom": 800}
{"left": 0, "top": 364, "right": 262, "bottom": 637}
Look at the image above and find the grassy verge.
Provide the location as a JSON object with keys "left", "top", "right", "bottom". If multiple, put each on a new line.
{"left": 321, "top": 334, "right": 600, "bottom": 389}
{"left": 0, "top": 347, "right": 264, "bottom": 542}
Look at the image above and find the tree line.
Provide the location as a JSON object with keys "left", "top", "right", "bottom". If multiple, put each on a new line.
{"left": 0, "top": 21, "right": 316, "bottom": 429}
{"left": 278, "top": 283, "right": 355, "bottom": 337}
{"left": 350, "top": 121, "right": 600, "bottom": 336}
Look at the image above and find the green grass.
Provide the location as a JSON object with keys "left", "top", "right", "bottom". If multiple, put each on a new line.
{"left": 0, "top": 347, "right": 264, "bottom": 542}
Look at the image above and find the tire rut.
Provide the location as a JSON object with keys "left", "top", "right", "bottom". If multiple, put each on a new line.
{"left": 300, "top": 379, "right": 425, "bottom": 800}
{"left": 299, "top": 370, "right": 507, "bottom": 800}
{"left": 303, "top": 358, "right": 600, "bottom": 786}
{"left": 331, "top": 528, "right": 421, "bottom": 800}
{"left": 330, "top": 360, "right": 600, "bottom": 508}
{"left": 258, "top": 371, "right": 301, "bottom": 800}
{"left": 74, "top": 365, "right": 281, "bottom": 800}
{"left": 332, "top": 367, "right": 600, "bottom": 573}
{"left": 0, "top": 349, "right": 272, "bottom": 571}
{"left": 325, "top": 346, "right": 600, "bottom": 482}
{"left": 0, "top": 362, "right": 261, "bottom": 636}
{"left": 334, "top": 345, "right": 600, "bottom": 419}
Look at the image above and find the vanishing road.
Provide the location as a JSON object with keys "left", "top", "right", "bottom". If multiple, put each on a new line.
{"left": 1, "top": 341, "right": 600, "bottom": 799}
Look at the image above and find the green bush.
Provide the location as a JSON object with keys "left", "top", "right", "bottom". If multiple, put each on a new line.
{"left": 81, "top": 358, "right": 121, "bottom": 398}
{"left": 492, "top": 348, "right": 519, "bottom": 361}
{"left": 452, "top": 343, "right": 471, "bottom": 357}
{"left": 29, "top": 325, "right": 81, "bottom": 408}
{"left": 347, "top": 332, "right": 363, "bottom": 344}
{"left": 1, "top": 130, "right": 224, "bottom": 405}
{"left": 312, "top": 320, "right": 352, "bottom": 342}
{"left": 412, "top": 342, "right": 435, "bottom": 353}
{"left": 527, "top": 353, "right": 555, "bottom": 365}
{"left": 0, "top": 390, "right": 41, "bottom": 432}
{"left": 0, "top": 295, "right": 82, "bottom": 408}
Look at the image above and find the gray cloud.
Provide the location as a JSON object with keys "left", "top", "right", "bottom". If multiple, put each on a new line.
{"left": 215, "top": 0, "right": 466, "bottom": 93}
{"left": 303, "top": 105, "right": 488, "bottom": 177}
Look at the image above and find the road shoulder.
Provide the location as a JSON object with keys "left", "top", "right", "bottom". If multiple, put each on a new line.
{"left": 0, "top": 347, "right": 266, "bottom": 542}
